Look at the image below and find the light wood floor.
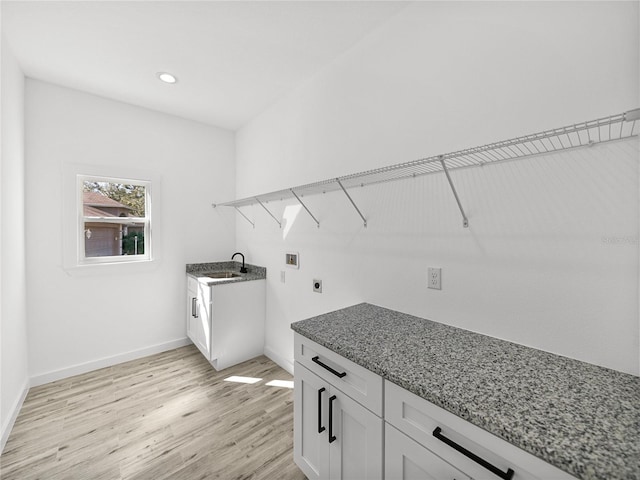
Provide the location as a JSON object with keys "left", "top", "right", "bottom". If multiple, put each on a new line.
{"left": 0, "top": 345, "right": 307, "bottom": 480}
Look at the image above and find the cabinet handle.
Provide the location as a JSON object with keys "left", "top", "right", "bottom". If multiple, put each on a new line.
{"left": 312, "top": 356, "right": 346, "bottom": 378}
{"left": 433, "top": 427, "right": 515, "bottom": 480}
{"left": 317, "top": 387, "right": 326, "bottom": 433}
{"left": 192, "top": 297, "right": 198, "bottom": 318}
{"left": 328, "top": 395, "right": 337, "bottom": 443}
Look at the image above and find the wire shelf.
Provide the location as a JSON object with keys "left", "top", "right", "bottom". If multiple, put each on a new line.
{"left": 214, "top": 108, "right": 640, "bottom": 227}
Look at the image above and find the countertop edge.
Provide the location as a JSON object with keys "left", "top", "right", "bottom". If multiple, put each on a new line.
{"left": 186, "top": 261, "right": 266, "bottom": 285}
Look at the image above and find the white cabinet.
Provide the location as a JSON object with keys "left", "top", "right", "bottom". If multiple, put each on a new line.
{"left": 293, "top": 334, "right": 383, "bottom": 480}
{"left": 186, "top": 275, "right": 265, "bottom": 371}
{"left": 293, "top": 333, "right": 578, "bottom": 480}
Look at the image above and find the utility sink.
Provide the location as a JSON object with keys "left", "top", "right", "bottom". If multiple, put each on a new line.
{"left": 203, "top": 271, "right": 242, "bottom": 279}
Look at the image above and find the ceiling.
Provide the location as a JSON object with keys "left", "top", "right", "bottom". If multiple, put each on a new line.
{"left": 1, "top": 1, "right": 409, "bottom": 130}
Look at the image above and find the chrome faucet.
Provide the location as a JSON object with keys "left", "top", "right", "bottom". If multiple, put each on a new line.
{"left": 232, "top": 252, "right": 248, "bottom": 273}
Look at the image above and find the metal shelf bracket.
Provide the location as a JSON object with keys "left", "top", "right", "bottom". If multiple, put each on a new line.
{"left": 439, "top": 156, "right": 469, "bottom": 228}
{"left": 256, "top": 197, "right": 282, "bottom": 228}
{"left": 336, "top": 178, "right": 367, "bottom": 228}
{"left": 290, "top": 189, "right": 320, "bottom": 228}
{"left": 214, "top": 202, "right": 256, "bottom": 228}
{"left": 234, "top": 207, "right": 255, "bottom": 228}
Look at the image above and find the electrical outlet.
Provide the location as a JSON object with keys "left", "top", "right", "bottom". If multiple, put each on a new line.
{"left": 313, "top": 279, "right": 322, "bottom": 293}
{"left": 428, "top": 267, "right": 442, "bottom": 290}
{"left": 280, "top": 271, "right": 286, "bottom": 283}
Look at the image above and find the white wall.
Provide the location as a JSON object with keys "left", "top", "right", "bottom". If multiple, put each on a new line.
{"left": 25, "top": 80, "right": 236, "bottom": 383}
{"left": 236, "top": 1, "right": 640, "bottom": 375}
{"left": 0, "top": 37, "right": 29, "bottom": 449}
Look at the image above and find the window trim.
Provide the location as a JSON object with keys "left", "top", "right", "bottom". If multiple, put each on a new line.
{"left": 63, "top": 163, "right": 161, "bottom": 275}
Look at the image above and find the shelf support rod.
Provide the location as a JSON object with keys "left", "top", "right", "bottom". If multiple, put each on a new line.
{"left": 234, "top": 207, "right": 255, "bottom": 228}
{"left": 255, "top": 197, "right": 281, "bottom": 228}
{"left": 290, "top": 189, "right": 320, "bottom": 228}
{"left": 336, "top": 178, "right": 367, "bottom": 228}
{"left": 439, "top": 156, "right": 469, "bottom": 228}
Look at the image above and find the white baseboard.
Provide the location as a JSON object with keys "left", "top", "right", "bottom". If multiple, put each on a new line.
{"left": 30, "top": 337, "right": 191, "bottom": 387}
{"left": 264, "top": 345, "right": 294, "bottom": 375}
{"left": 1, "top": 379, "right": 29, "bottom": 454}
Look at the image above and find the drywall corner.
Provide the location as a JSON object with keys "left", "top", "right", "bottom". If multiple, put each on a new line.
{"left": 0, "top": 33, "right": 29, "bottom": 452}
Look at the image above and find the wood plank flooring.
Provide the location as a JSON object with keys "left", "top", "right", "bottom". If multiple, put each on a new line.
{"left": 0, "top": 345, "right": 306, "bottom": 480}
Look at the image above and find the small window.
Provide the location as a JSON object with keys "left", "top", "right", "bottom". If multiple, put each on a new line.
{"left": 78, "top": 176, "right": 152, "bottom": 265}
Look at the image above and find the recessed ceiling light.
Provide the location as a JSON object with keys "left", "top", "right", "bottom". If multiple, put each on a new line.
{"left": 157, "top": 72, "right": 177, "bottom": 84}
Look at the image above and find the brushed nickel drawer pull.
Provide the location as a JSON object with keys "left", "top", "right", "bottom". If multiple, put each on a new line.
{"left": 191, "top": 297, "right": 198, "bottom": 318}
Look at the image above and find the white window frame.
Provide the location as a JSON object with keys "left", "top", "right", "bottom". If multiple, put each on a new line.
{"left": 63, "top": 163, "right": 161, "bottom": 275}
{"left": 78, "top": 175, "right": 152, "bottom": 265}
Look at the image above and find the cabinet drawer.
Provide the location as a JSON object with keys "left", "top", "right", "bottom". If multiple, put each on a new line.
{"left": 294, "top": 333, "right": 382, "bottom": 416}
{"left": 385, "top": 423, "right": 470, "bottom": 480}
{"left": 385, "top": 381, "right": 576, "bottom": 480}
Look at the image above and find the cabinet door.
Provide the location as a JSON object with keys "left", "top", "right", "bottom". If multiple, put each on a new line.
{"left": 385, "top": 423, "right": 470, "bottom": 480}
{"left": 189, "top": 282, "right": 212, "bottom": 360}
{"left": 186, "top": 275, "right": 198, "bottom": 342}
{"left": 186, "top": 278, "right": 198, "bottom": 340}
{"left": 328, "top": 387, "right": 383, "bottom": 480}
{"left": 294, "top": 363, "right": 329, "bottom": 480}
{"left": 187, "top": 292, "right": 194, "bottom": 338}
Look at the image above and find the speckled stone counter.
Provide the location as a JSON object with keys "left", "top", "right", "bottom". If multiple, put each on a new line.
{"left": 291, "top": 303, "right": 640, "bottom": 480}
{"left": 186, "top": 261, "right": 266, "bottom": 286}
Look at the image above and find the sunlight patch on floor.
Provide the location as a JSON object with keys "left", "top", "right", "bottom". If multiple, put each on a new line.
{"left": 224, "top": 376, "right": 262, "bottom": 384}
{"left": 265, "top": 380, "right": 294, "bottom": 389}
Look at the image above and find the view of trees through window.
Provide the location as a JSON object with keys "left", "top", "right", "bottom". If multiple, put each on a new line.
{"left": 82, "top": 181, "right": 147, "bottom": 257}
{"left": 83, "top": 181, "right": 146, "bottom": 217}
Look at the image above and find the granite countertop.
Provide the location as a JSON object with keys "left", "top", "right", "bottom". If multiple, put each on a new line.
{"left": 290, "top": 303, "right": 640, "bottom": 480}
{"left": 186, "top": 261, "right": 266, "bottom": 286}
